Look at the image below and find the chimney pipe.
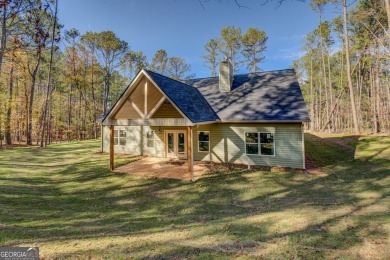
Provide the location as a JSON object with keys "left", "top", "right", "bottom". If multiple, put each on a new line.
{"left": 219, "top": 59, "right": 233, "bottom": 92}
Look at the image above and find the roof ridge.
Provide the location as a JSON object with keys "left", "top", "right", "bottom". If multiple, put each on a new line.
{"left": 145, "top": 69, "right": 197, "bottom": 89}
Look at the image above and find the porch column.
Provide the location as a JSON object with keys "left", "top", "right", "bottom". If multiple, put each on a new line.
{"left": 187, "top": 126, "right": 194, "bottom": 181}
{"left": 109, "top": 125, "right": 115, "bottom": 171}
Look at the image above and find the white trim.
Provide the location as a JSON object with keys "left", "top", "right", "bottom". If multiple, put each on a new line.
{"left": 114, "top": 128, "right": 126, "bottom": 147}
{"left": 194, "top": 121, "right": 217, "bottom": 126}
{"left": 197, "top": 131, "right": 210, "bottom": 153}
{"left": 164, "top": 130, "right": 187, "bottom": 159}
{"left": 244, "top": 132, "right": 259, "bottom": 155}
{"left": 244, "top": 131, "right": 275, "bottom": 157}
{"left": 105, "top": 118, "right": 189, "bottom": 126}
{"left": 146, "top": 130, "right": 155, "bottom": 149}
{"left": 146, "top": 96, "right": 166, "bottom": 119}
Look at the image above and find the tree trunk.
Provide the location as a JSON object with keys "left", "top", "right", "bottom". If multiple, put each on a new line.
{"left": 310, "top": 56, "right": 314, "bottom": 131}
{"left": 375, "top": 50, "right": 381, "bottom": 133}
{"left": 385, "top": 0, "right": 390, "bottom": 39}
{"left": 343, "top": 0, "right": 360, "bottom": 134}
{"left": 40, "top": 0, "right": 58, "bottom": 147}
{"left": 316, "top": 10, "right": 330, "bottom": 131}
{"left": 5, "top": 62, "right": 14, "bottom": 145}
{"left": 327, "top": 54, "right": 334, "bottom": 131}
{"left": 103, "top": 70, "right": 111, "bottom": 115}
{"left": 91, "top": 60, "right": 98, "bottom": 139}
{"left": 0, "top": 3, "right": 7, "bottom": 76}
{"left": 27, "top": 54, "right": 42, "bottom": 145}
{"left": 370, "top": 68, "right": 377, "bottom": 133}
{"left": 67, "top": 84, "right": 72, "bottom": 142}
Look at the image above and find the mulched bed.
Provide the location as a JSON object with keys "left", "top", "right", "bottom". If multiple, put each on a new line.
{"left": 164, "top": 160, "right": 186, "bottom": 166}
{"left": 200, "top": 161, "right": 306, "bottom": 175}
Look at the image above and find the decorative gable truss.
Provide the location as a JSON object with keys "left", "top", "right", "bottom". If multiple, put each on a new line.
{"left": 102, "top": 70, "right": 190, "bottom": 126}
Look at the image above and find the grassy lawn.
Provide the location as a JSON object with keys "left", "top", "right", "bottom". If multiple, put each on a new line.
{"left": 0, "top": 134, "right": 389, "bottom": 259}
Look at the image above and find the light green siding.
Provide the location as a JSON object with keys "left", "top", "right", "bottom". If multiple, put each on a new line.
{"left": 102, "top": 125, "right": 186, "bottom": 158}
{"left": 193, "top": 123, "right": 304, "bottom": 169}
{"left": 102, "top": 123, "right": 304, "bottom": 169}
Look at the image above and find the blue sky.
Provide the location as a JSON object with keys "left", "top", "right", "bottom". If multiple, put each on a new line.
{"left": 58, "top": 0, "right": 340, "bottom": 78}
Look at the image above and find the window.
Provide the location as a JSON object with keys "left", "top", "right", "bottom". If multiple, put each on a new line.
{"left": 245, "top": 132, "right": 259, "bottom": 155}
{"left": 245, "top": 132, "right": 274, "bottom": 156}
{"left": 198, "top": 131, "right": 210, "bottom": 152}
{"left": 260, "top": 133, "right": 274, "bottom": 155}
{"left": 146, "top": 130, "right": 155, "bottom": 148}
{"left": 114, "top": 129, "right": 126, "bottom": 146}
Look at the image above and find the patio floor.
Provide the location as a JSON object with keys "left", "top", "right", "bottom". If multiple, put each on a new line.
{"left": 113, "top": 157, "right": 209, "bottom": 181}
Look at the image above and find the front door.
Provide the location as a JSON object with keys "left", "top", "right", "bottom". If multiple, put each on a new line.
{"left": 165, "top": 130, "right": 187, "bottom": 159}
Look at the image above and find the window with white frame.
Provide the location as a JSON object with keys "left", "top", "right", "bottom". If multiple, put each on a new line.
{"left": 245, "top": 132, "right": 274, "bottom": 156}
{"left": 146, "top": 130, "right": 155, "bottom": 148}
{"left": 114, "top": 129, "right": 126, "bottom": 146}
{"left": 198, "top": 131, "right": 210, "bottom": 152}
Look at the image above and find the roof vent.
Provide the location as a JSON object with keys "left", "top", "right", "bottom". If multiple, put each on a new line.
{"left": 219, "top": 59, "right": 233, "bottom": 93}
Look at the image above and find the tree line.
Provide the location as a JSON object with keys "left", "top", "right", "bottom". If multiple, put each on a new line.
{"left": 294, "top": 0, "right": 389, "bottom": 134}
{"left": 203, "top": 26, "right": 268, "bottom": 75}
{"left": 0, "top": 0, "right": 388, "bottom": 148}
{"left": 0, "top": 0, "right": 196, "bottom": 147}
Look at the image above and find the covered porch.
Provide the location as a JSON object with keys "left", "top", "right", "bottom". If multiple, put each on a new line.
{"left": 113, "top": 157, "right": 208, "bottom": 181}
{"left": 107, "top": 124, "right": 198, "bottom": 181}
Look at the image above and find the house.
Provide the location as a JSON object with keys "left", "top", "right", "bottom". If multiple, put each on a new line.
{"left": 100, "top": 61, "right": 310, "bottom": 180}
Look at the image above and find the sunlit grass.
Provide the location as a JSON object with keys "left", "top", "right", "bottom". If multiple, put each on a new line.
{"left": 0, "top": 135, "right": 389, "bottom": 259}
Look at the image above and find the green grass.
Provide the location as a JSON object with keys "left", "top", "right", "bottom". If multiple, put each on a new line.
{"left": 0, "top": 135, "right": 389, "bottom": 259}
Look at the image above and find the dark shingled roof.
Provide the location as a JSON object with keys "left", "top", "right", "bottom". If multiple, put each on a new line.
{"left": 146, "top": 70, "right": 219, "bottom": 123}
{"left": 184, "top": 69, "right": 310, "bottom": 121}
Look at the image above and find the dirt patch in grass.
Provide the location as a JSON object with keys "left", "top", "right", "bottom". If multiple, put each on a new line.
{"left": 329, "top": 135, "right": 360, "bottom": 151}
{"left": 305, "top": 155, "right": 327, "bottom": 175}
{"left": 204, "top": 240, "right": 261, "bottom": 252}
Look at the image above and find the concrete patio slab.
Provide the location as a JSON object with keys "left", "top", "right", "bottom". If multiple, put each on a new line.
{"left": 113, "top": 157, "right": 208, "bottom": 181}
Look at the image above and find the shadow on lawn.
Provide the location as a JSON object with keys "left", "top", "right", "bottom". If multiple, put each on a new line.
{"left": 0, "top": 137, "right": 389, "bottom": 258}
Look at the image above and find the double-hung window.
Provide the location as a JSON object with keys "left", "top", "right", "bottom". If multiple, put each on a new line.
{"left": 146, "top": 130, "right": 155, "bottom": 148}
{"left": 198, "top": 131, "right": 210, "bottom": 152}
{"left": 114, "top": 129, "right": 126, "bottom": 146}
{"left": 245, "top": 132, "right": 274, "bottom": 156}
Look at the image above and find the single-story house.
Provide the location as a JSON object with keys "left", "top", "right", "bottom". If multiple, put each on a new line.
{"left": 101, "top": 60, "right": 310, "bottom": 180}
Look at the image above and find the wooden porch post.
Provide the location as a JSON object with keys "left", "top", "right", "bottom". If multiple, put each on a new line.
{"left": 187, "top": 126, "right": 194, "bottom": 181}
{"left": 109, "top": 125, "right": 115, "bottom": 171}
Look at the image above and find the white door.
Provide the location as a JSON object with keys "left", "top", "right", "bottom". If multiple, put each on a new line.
{"left": 165, "top": 131, "right": 187, "bottom": 159}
